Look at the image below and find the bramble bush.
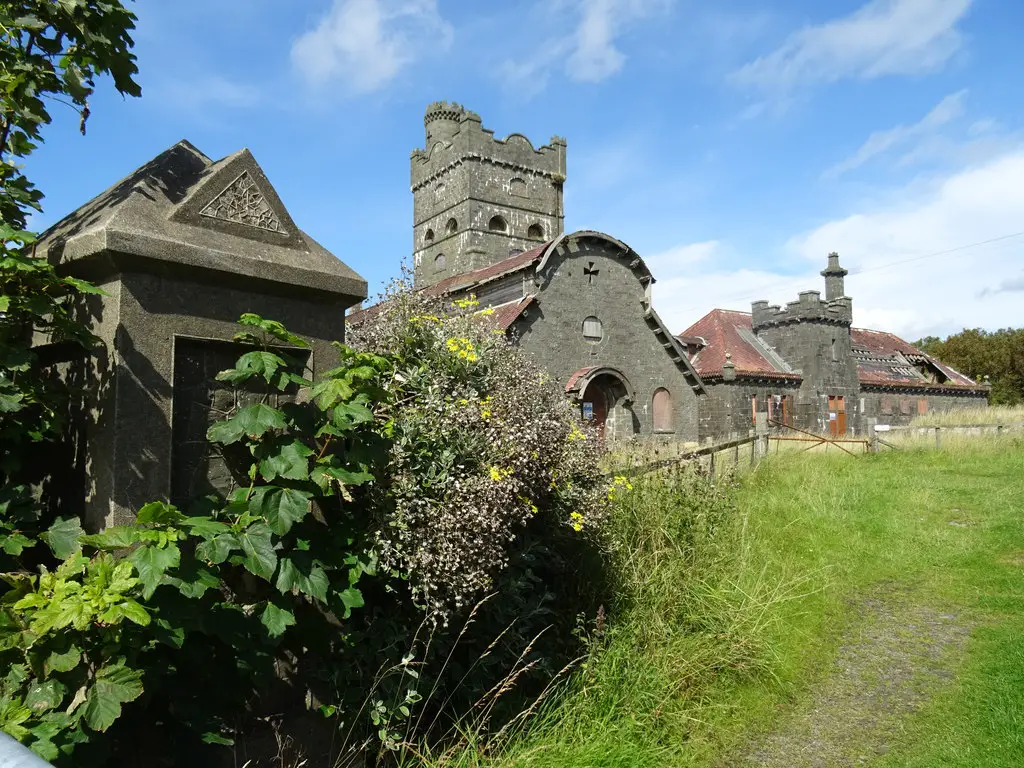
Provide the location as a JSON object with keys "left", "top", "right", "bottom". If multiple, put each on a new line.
{"left": 2, "top": 289, "right": 612, "bottom": 764}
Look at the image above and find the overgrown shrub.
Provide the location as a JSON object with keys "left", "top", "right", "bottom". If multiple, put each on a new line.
{"left": 2, "top": 288, "right": 612, "bottom": 765}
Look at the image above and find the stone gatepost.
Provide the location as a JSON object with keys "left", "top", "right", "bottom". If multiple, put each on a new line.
{"left": 37, "top": 140, "right": 366, "bottom": 530}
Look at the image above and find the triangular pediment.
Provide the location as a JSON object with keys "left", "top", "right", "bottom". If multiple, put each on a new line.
{"left": 170, "top": 148, "right": 306, "bottom": 251}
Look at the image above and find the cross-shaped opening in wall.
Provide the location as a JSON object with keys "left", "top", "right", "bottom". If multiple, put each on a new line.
{"left": 583, "top": 261, "right": 600, "bottom": 284}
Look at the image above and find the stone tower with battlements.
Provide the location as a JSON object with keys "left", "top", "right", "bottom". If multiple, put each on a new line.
{"left": 410, "top": 102, "right": 566, "bottom": 286}
{"left": 751, "top": 253, "right": 859, "bottom": 430}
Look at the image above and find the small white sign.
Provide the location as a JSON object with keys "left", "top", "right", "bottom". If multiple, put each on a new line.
{"left": 875, "top": 424, "right": 891, "bottom": 432}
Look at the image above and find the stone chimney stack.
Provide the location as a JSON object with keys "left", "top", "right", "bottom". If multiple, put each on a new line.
{"left": 821, "top": 251, "right": 848, "bottom": 302}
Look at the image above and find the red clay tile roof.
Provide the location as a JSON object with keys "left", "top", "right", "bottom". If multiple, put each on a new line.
{"left": 679, "top": 309, "right": 800, "bottom": 380}
{"left": 565, "top": 366, "right": 598, "bottom": 393}
{"left": 850, "top": 328, "right": 981, "bottom": 388}
{"left": 487, "top": 295, "right": 534, "bottom": 331}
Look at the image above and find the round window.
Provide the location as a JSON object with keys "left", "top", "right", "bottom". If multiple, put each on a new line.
{"left": 582, "top": 316, "right": 603, "bottom": 342}
{"left": 435, "top": 253, "right": 446, "bottom": 268}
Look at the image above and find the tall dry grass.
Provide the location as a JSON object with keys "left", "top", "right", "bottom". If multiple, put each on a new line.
{"left": 911, "top": 404, "right": 1024, "bottom": 427}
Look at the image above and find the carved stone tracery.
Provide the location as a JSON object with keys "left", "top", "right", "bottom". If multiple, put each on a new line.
{"left": 200, "top": 171, "right": 285, "bottom": 233}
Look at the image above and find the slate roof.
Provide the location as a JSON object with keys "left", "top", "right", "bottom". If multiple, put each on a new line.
{"left": 680, "top": 309, "right": 985, "bottom": 391}
{"left": 425, "top": 243, "right": 549, "bottom": 295}
{"left": 36, "top": 140, "right": 366, "bottom": 300}
{"left": 680, "top": 310, "right": 801, "bottom": 381}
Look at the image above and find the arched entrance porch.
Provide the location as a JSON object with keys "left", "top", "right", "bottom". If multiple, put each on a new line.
{"left": 566, "top": 366, "right": 637, "bottom": 440}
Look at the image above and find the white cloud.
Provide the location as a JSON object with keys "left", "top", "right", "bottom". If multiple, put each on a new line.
{"left": 826, "top": 90, "right": 967, "bottom": 177}
{"left": 291, "top": 0, "right": 452, "bottom": 93}
{"left": 733, "top": 0, "right": 972, "bottom": 91}
{"left": 652, "top": 148, "right": 1024, "bottom": 340}
{"left": 646, "top": 240, "right": 720, "bottom": 271}
{"left": 502, "top": 0, "right": 670, "bottom": 93}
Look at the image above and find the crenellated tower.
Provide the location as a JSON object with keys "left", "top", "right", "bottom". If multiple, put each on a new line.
{"left": 410, "top": 102, "right": 566, "bottom": 286}
{"left": 751, "top": 253, "right": 859, "bottom": 430}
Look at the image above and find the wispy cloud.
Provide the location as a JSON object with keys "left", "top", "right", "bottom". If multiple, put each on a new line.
{"left": 825, "top": 90, "right": 967, "bottom": 177}
{"left": 502, "top": 0, "right": 671, "bottom": 95}
{"left": 733, "top": 0, "right": 972, "bottom": 92}
{"left": 291, "top": 0, "right": 452, "bottom": 94}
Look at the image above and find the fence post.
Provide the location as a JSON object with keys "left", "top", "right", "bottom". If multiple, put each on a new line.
{"left": 867, "top": 417, "right": 878, "bottom": 454}
{"left": 935, "top": 426, "right": 941, "bottom": 450}
{"left": 709, "top": 451, "right": 716, "bottom": 483}
{"left": 734, "top": 442, "right": 740, "bottom": 466}
{"left": 755, "top": 412, "right": 769, "bottom": 461}
{"left": 997, "top": 424, "right": 1004, "bottom": 437}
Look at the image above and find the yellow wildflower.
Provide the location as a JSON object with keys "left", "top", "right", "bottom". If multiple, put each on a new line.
{"left": 569, "top": 512, "right": 584, "bottom": 532}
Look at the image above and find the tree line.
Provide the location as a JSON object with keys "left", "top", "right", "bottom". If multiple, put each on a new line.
{"left": 916, "top": 328, "right": 1024, "bottom": 406}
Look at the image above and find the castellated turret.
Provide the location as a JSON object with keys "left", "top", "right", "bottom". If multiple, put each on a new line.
{"left": 410, "top": 102, "right": 567, "bottom": 287}
{"left": 750, "top": 253, "right": 859, "bottom": 429}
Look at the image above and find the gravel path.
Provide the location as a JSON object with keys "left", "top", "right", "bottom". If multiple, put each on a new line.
{"left": 731, "top": 588, "right": 973, "bottom": 767}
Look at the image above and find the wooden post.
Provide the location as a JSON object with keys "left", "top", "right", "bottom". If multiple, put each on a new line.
{"left": 997, "top": 424, "right": 1004, "bottom": 437}
{"left": 755, "top": 412, "right": 769, "bottom": 460}
{"left": 734, "top": 443, "right": 740, "bottom": 467}
{"left": 867, "top": 418, "right": 878, "bottom": 454}
{"left": 935, "top": 426, "right": 941, "bottom": 450}
{"left": 709, "top": 451, "right": 716, "bottom": 483}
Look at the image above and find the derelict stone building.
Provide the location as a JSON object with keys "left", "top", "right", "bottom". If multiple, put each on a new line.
{"left": 680, "top": 254, "right": 989, "bottom": 441}
{"left": 388, "top": 103, "right": 989, "bottom": 443}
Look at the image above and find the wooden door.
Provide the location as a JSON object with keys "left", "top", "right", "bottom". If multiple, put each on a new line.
{"left": 583, "top": 390, "right": 608, "bottom": 440}
{"left": 828, "top": 395, "right": 846, "bottom": 436}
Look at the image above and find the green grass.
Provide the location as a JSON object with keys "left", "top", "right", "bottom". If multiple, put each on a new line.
{"left": 911, "top": 403, "right": 1024, "bottom": 426}
{"left": 417, "top": 437, "right": 1024, "bottom": 768}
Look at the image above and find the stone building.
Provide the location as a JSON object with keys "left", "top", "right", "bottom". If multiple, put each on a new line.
{"left": 370, "top": 102, "right": 989, "bottom": 443}
{"left": 353, "top": 104, "right": 708, "bottom": 440}
{"left": 680, "top": 254, "right": 989, "bottom": 440}
{"left": 36, "top": 140, "right": 366, "bottom": 528}
{"left": 411, "top": 102, "right": 566, "bottom": 286}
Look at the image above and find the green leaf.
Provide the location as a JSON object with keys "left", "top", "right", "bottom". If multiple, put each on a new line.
{"left": 258, "top": 439, "right": 313, "bottom": 482}
{"left": 195, "top": 534, "right": 238, "bottom": 564}
{"left": 182, "top": 516, "right": 231, "bottom": 538}
{"left": 119, "top": 600, "right": 151, "bottom": 626}
{"left": 201, "top": 731, "right": 235, "bottom": 746}
{"left": 25, "top": 679, "right": 66, "bottom": 713}
{"left": 208, "top": 403, "right": 287, "bottom": 445}
{"left": 236, "top": 314, "right": 310, "bottom": 348}
{"left": 30, "top": 738, "right": 59, "bottom": 762}
{"left": 260, "top": 600, "right": 296, "bottom": 638}
{"left": 1, "top": 532, "right": 33, "bottom": 556}
{"left": 43, "top": 644, "right": 81, "bottom": 675}
{"left": 311, "top": 378, "right": 354, "bottom": 410}
{"left": 80, "top": 526, "right": 139, "bottom": 550}
{"left": 137, "top": 501, "right": 185, "bottom": 525}
{"left": 314, "top": 465, "right": 375, "bottom": 493}
{"left": 238, "top": 524, "right": 277, "bottom": 582}
{"left": 339, "top": 587, "right": 365, "bottom": 618}
{"left": 276, "top": 556, "right": 329, "bottom": 603}
{"left": 130, "top": 543, "right": 181, "bottom": 599}
{"left": 249, "top": 487, "right": 312, "bottom": 536}
{"left": 82, "top": 663, "right": 144, "bottom": 732}
{"left": 217, "top": 350, "right": 288, "bottom": 386}
{"left": 40, "top": 517, "right": 83, "bottom": 559}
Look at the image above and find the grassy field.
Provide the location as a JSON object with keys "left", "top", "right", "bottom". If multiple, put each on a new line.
{"left": 421, "top": 436, "right": 1024, "bottom": 767}
{"left": 911, "top": 404, "right": 1024, "bottom": 426}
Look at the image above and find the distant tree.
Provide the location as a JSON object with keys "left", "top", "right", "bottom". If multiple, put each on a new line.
{"left": 916, "top": 328, "right": 1024, "bottom": 406}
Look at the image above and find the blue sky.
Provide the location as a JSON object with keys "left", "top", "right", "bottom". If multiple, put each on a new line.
{"left": 26, "top": 0, "right": 1024, "bottom": 339}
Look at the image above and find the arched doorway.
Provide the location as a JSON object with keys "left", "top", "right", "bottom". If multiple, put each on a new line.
{"left": 576, "top": 370, "right": 634, "bottom": 440}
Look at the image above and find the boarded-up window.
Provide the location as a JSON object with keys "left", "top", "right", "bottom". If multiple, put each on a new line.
{"left": 769, "top": 394, "right": 793, "bottom": 426}
{"left": 900, "top": 398, "right": 912, "bottom": 415}
{"left": 582, "top": 316, "right": 603, "bottom": 342}
{"left": 510, "top": 178, "right": 527, "bottom": 197}
{"left": 881, "top": 396, "right": 894, "bottom": 415}
{"left": 918, "top": 399, "right": 929, "bottom": 415}
{"left": 751, "top": 394, "right": 758, "bottom": 425}
{"left": 653, "top": 388, "right": 672, "bottom": 432}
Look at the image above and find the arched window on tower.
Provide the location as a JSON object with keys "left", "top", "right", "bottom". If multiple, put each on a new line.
{"left": 653, "top": 388, "right": 673, "bottom": 432}
{"left": 435, "top": 253, "right": 446, "bottom": 269}
{"left": 424, "top": 228, "right": 435, "bottom": 244}
{"left": 527, "top": 222, "right": 544, "bottom": 239}
{"left": 445, "top": 218, "right": 458, "bottom": 235}
{"left": 488, "top": 215, "right": 508, "bottom": 233}
{"left": 510, "top": 178, "right": 527, "bottom": 197}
